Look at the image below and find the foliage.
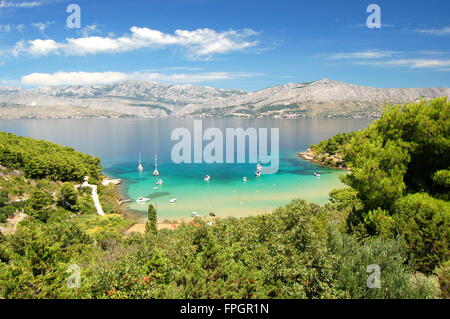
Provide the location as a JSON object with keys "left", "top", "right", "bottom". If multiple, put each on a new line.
{"left": 327, "top": 228, "right": 439, "bottom": 299}
{"left": 0, "top": 217, "right": 91, "bottom": 298}
{"left": 312, "top": 131, "right": 357, "bottom": 156}
{"left": 58, "top": 183, "right": 78, "bottom": 211}
{"left": 145, "top": 204, "right": 157, "bottom": 234}
{"left": 434, "top": 261, "right": 450, "bottom": 299}
{"left": 0, "top": 131, "right": 101, "bottom": 182}
{"left": 0, "top": 107, "right": 448, "bottom": 299}
{"left": 392, "top": 193, "right": 450, "bottom": 274}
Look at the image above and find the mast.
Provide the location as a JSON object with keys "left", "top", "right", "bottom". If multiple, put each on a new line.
{"left": 153, "top": 154, "right": 160, "bottom": 176}
{"left": 138, "top": 152, "right": 144, "bottom": 171}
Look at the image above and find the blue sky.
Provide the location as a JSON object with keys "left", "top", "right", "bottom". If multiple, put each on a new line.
{"left": 0, "top": 0, "right": 450, "bottom": 91}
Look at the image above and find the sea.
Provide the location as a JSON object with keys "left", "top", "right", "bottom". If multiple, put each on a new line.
{"left": 0, "top": 118, "right": 372, "bottom": 221}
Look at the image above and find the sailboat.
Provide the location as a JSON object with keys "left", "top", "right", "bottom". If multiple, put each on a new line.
{"left": 137, "top": 152, "right": 144, "bottom": 172}
{"left": 256, "top": 163, "right": 262, "bottom": 172}
{"left": 153, "top": 154, "right": 160, "bottom": 176}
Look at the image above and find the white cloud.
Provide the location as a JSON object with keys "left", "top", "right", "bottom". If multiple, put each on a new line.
{"left": 327, "top": 50, "right": 397, "bottom": 60}
{"left": 28, "top": 39, "right": 62, "bottom": 55}
{"left": 21, "top": 71, "right": 128, "bottom": 86}
{"left": 13, "top": 26, "right": 260, "bottom": 59}
{"left": 31, "top": 21, "right": 53, "bottom": 35}
{"left": 0, "top": 1, "right": 42, "bottom": 8}
{"left": 367, "top": 59, "right": 450, "bottom": 69}
{"left": 0, "top": 24, "right": 25, "bottom": 33}
{"left": 20, "top": 71, "right": 258, "bottom": 86}
{"left": 78, "top": 24, "right": 102, "bottom": 37}
{"left": 415, "top": 26, "right": 450, "bottom": 36}
{"left": 317, "top": 49, "right": 450, "bottom": 71}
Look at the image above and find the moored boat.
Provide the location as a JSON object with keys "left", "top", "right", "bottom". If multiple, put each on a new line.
{"left": 136, "top": 197, "right": 150, "bottom": 203}
{"left": 137, "top": 152, "right": 144, "bottom": 172}
{"left": 153, "top": 154, "right": 160, "bottom": 176}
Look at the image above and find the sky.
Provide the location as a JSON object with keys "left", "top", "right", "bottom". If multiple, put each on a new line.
{"left": 0, "top": 0, "right": 450, "bottom": 91}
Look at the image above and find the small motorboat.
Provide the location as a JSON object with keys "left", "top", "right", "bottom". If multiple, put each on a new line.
{"left": 191, "top": 212, "right": 199, "bottom": 217}
{"left": 156, "top": 179, "right": 163, "bottom": 185}
{"left": 242, "top": 177, "right": 248, "bottom": 182}
{"left": 136, "top": 197, "right": 150, "bottom": 203}
{"left": 152, "top": 186, "right": 159, "bottom": 190}
{"left": 256, "top": 163, "right": 262, "bottom": 171}
{"left": 255, "top": 171, "right": 261, "bottom": 177}
{"left": 169, "top": 198, "right": 177, "bottom": 203}
{"left": 313, "top": 172, "right": 321, "bottom": 177}
{"left": 204, "top": 175, "right": 211, "bottom": 182}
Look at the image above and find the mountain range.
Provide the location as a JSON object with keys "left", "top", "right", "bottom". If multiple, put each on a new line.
{"left": 0, "top": 78, "right": 449, "bottom": 119}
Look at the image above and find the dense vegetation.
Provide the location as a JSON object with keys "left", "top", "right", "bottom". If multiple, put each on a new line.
{"left": 333, "top": 98, "right": 449, "bottom": 274}
{"left": 0, "top": 98, "right": 448, "bottom": 299}
{"left": 0, "top": 131, "right": 101, "bottom": 182}
{"left": 0, "top": 199, "right": 440, "bottom": 299}
{"left": 309, "top": 132, "right": 357, "bottom": 168}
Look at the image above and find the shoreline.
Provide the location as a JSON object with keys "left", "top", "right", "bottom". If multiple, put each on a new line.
{"left": 298, "top": 148, "right": 351, "bottom": 171}
{"left": 105, "top": 150, "right": 347, "bottom": 236}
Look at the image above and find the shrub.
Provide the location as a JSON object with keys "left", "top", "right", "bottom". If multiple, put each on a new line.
{"left": 393, "top": 193, "right": 450, "bottom": 274}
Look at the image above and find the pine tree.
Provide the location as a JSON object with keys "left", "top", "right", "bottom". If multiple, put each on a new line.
{"left": 145, "top": 204, "right": 157, "bottom": 234}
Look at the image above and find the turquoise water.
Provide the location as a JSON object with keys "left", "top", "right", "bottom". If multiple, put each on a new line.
{"left": 0, "top": 118, "right": 372, "bottom": 221}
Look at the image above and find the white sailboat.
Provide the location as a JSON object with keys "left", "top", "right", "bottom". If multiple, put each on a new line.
{"left": 256, "top": 163, "right": 262, "bottom": 172}
{"left": 137, "top": 152, "right": 144, "bottom": 172}
{"left": 153, "top": 154, "right": 160, "bottom": 176}
{"left": 242, "top": 177, "right": 248, "bottom": 182}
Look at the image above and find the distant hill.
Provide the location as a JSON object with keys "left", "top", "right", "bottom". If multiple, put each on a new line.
{"left": 0, "top": 79, "right": 449, "bottom": 119}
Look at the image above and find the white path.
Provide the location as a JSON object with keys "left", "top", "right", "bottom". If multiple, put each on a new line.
{"left": 88, "top": 183, "right": 105, "bottom": 216}
{"left": 77, "top": 180, "right": 105, "bottom": 216}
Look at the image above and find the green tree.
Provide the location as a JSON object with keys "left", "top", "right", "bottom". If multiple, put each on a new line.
{"left": 393, "top": 193, "right": 450, "bottom": 274}
{"left": 29, "top": 190, "right": 53, "bottom": 211}
{"left": 28, "top": 190, "right": 53, "bottom": 222}
{"left": 145, "top": 204, "right": 157, "bottom": 234}
{"left": 342, "top": 132, "right": 409, "bottom": 212}
{"left": 58, "top": 183, "right": 78, "bottom": 211}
